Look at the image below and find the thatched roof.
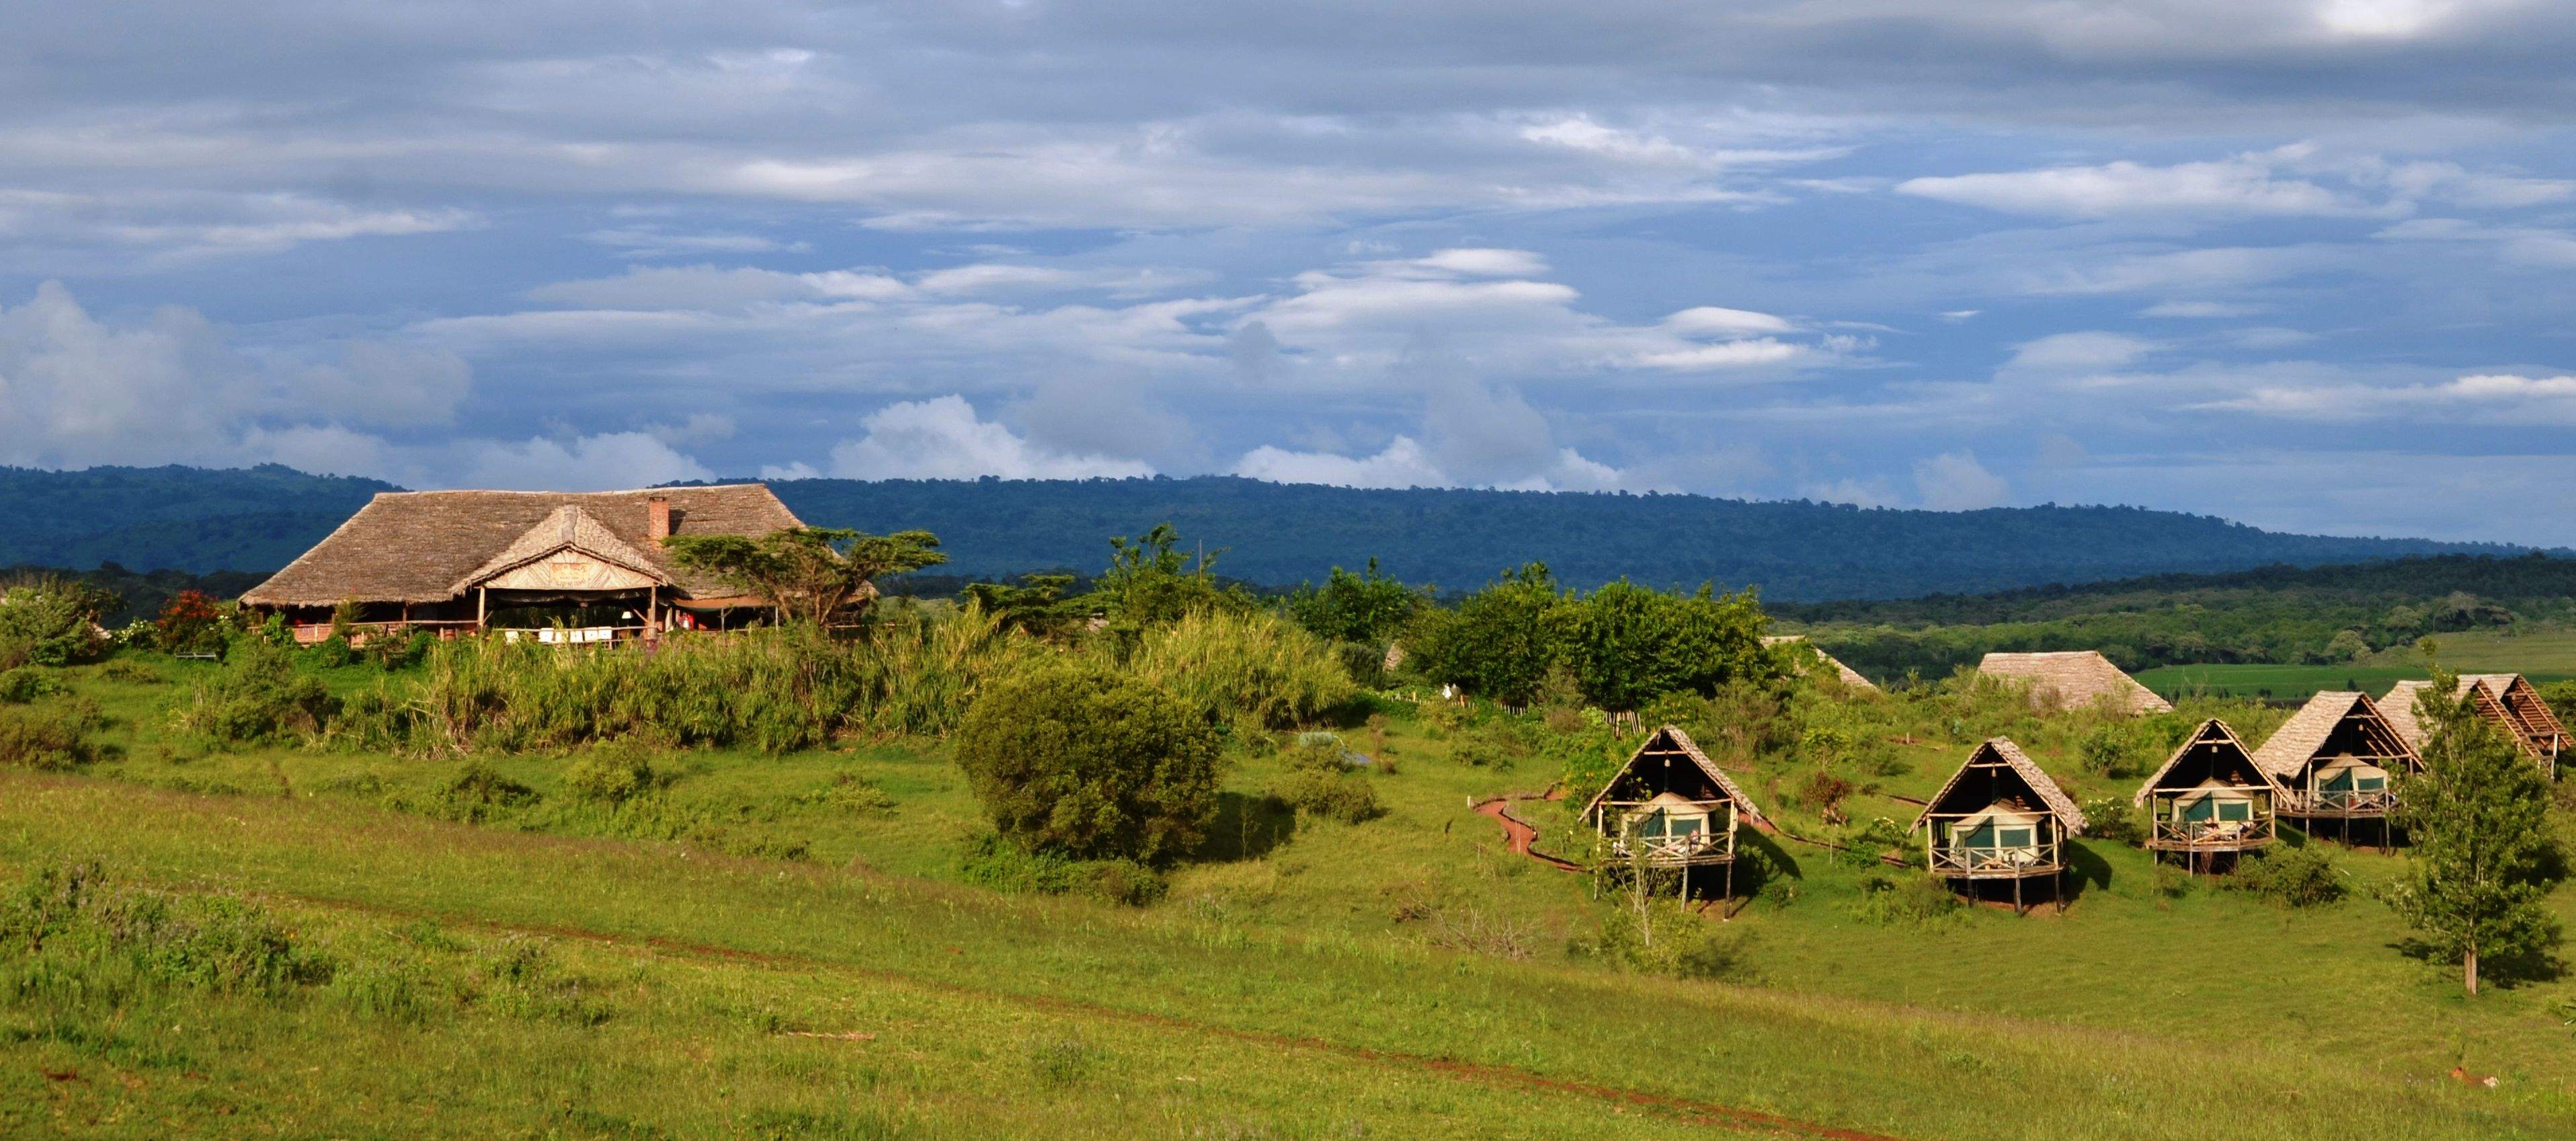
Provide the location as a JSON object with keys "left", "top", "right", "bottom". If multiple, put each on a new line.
{"left": 1765, "top": 635, "right": 1878, "bottom": 692}
{"left": 1977, "top": 651, "right": 2172, "bottom": 715}
{"left": 2134, "top": 718, "right": 2276, "bottom": 805}
{"left": 2384, "top": 674, "right": 2567, "bottom": 760}
{"left": 241, "top": 484, "right": 804, "bottom": 607}
{"left": 2252, "top": 691, "right": 2417, "bottom": 780}
{"left": 1911, "top": 738, "right": 2088, "bottom": 835}
{"left": 1582, "top": 725, "right": 1767, "bottom": 826}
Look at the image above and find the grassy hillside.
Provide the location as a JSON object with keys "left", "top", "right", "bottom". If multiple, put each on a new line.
{"left": 0, "top": 465, "right": 2530, "bottom": 598}
{"left": 7, "top": 652, "right": 2575, "bottom": 1138}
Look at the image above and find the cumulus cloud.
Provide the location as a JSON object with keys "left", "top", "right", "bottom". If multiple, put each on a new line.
{"left": 815, "top": 396, "right": 1155, "bottom": 481}
{"left": 1913, "top": 450, "right": 2010, "bottom": 511}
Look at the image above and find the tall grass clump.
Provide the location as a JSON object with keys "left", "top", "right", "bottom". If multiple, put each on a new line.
{"left": 174, "top": 637, "right": 337, "bottom": 746}
{"left": 0, "top": 859, "right": 335, "bottom": 1002}
{"left": 1119, "top": 608, "right": 1356, "bottom": 730}
{"left": 364, "top": 603, "right": 1042, "bottom": 755}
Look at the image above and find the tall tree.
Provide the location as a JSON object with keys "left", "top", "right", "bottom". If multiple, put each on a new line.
{"left": 1284, "top": 557, "right": 1426, "bottom": 645}
{"left": 1406, "top": 563, "right": 1562, "bottom": 706}
{"left": 662, "top": 527, "right": 946, "bottom": 627}
{"left": 2388, "top": 670, "right": 2561, "bottom": 995}
{"left": 1556, "top": 580, "right": 1779, "bottom": 712}
{"left": 1089, "top": 523, "right": 1246, "bottom": 651}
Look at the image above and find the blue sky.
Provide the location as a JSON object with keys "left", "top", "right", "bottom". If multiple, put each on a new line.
{"left": 4, "top": 2, "right": 2575, "bottom": 541}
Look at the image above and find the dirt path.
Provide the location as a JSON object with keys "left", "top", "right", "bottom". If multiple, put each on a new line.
{"left": 1472, "top": 790, "right": 1584, "bottom": 872}
{"left": 246, "top": 883, "right": 1904, "bottom": 1141}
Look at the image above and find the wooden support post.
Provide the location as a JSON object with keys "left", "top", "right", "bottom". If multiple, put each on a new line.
{"left": 476, "top": 587, "right": 487, "bottom": 634}
{"left": 2013, "top": 873, "right": 2023, "bottom": 917}
{"left": 1722, "top": 859, "right": 1734, "bottom": 922}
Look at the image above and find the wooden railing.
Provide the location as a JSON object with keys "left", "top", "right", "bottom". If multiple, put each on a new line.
{"left": 2149, "top": 816, "right": 2273, "bottom": 850}
{"left": 2279, "top": 789, "right": 2395, "bottom": 817}
{"left": 1929, "top": 840, "right": 2061, "bottom": 876}
{"left": 1609, "top": 831, "right": 1734, "bottom": 865}
{"left": 291, "top": 620, "right": 478, "bottom": 645}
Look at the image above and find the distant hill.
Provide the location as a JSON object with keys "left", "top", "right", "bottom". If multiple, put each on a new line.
{"left": 0, "top": 466, "right": 2538, "bottom": 601}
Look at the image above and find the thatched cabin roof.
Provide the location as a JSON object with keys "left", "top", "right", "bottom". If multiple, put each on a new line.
{"left": 2384, "top": 674, "right": 2566, "bottom": 759}
{"left": 1911, "top": 738, "right": 2088, "bottom": 835}
{"left": 1977, "top": 651, "right": 2172, "bottom": 715}
{"left": 2252, "top": 691, "right": 2416, "bottom": 780}
{"left": 1765, "top": 635, "right": 1878, "bottom": 692}
{"left": 1582, "top": 725, "right": 1768, "bottom": 826}
{"left": 2134, "top": 718, "right": 2276, "bottom": 805}
{"left": 241, "top": 484, "right": 804, "bottom": 607}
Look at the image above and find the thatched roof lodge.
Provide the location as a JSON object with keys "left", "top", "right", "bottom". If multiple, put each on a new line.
{"left": 1977, "top": 650, "right": 2172, "bottom": 715}
{"left": 241, "top": 484, "right": 804, "bottom": 643}
{"left": 1764, "top": 635, "right": 1878, "bottom": 692}
{"left": 2133, "top": 719, "right": 2278, "bottom": 867}
{"left": 1910, "top": 738, "right": 2085, "bottom": 912}
{"left": 2253, "top": 692, "right": 2418, "bottom": 833}
{"left": 1582, "top": 726, "right": 1769, "bottom": 903}
{"left": 2382, "top": 674, "right": 2565, "bottom": 780}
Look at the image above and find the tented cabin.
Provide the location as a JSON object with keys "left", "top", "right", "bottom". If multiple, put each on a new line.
{"left": 241, "top": 485, "right": 806, "bottom": 645}
{"left": 1763, "top": 635, "right": 1878, "bottom": 692}
{"left": 1582, "top": 726, "right": 1767, "bottom": 898}
{"left": 2252, "top": 691, "right": 2419, "bottom": 849}
{"left": 1977, "top": 651, "right": 2172, "bottom": 715}
{"left": 2383, "top": 675, "right": 2565, "bottom": 781}
{"left": 1910, "top": 738, "right": 2087, "bottom": 913}
{"left": 2134, "top": 719, "right": 2278, "bottom": 871}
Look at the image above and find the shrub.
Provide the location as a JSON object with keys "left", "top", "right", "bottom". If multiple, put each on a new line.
{"left": 1851, "top": 868, "right": 1962, "bottom": 927}
{"left": 0, "top": 578, "right": 112, "bottom": 670}
{"left": 956, "top": 834, "right": 1168, "bottom": 906}
{"left": 0, "top": 859, "right": 335, "bottom": 1000}
{"left": 153, "top": 590, "right": 229, "bottom": 657}
{"left": 564, "top": 746, "right": 663, "bottom": 805}
{"left": 2229, "top": 844, "right": 2346, "bottom": 908}
{"left": 1272, "top": 766, "right": 1383, "bottom": 824}
{"left": 788, "top": 772, "right": 897, "bottom": 816}
{"left": 0, "top": 699, "right": 105, "bottom": 770}
{"left": 419, "top": 760, "right": 541, "bottom": 823}
{"left": 0, "top": 667, "right": 62, "bottom": 703}
{"left": 1119, "top": 608, "right": 1357, "bottom": 730}
{"left": 2081, "top": 797, "right": 2144, "bottom": 845}
{"left": 955, "top": 664, "right": 1222, "bottom": 863}
{"left": 175, "top": 637, "right": 337, "bottom": 746}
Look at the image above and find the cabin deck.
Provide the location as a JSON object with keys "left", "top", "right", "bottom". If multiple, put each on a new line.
{"left": 2143, "top": 817, "right": 2273, "bottom": 853}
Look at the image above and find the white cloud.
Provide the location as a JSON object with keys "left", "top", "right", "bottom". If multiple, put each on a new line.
{"left": 1663, "top": 306, "right": 1795, "bottom": 336}
{"left": 1913, "top": 450, "right": 2009, "bottom": 511}
{"left": 2003, "top": 331, "right": 2158, "bottom": 375}
{"left": 2140, "top": 300, "right": 2262, "bottom": 318}
{"left": 1233, "top": 436, "right": 1449, "bottom": 489}
{"left": 2208, "top": 371, "right": 2576, "bottom": 424}
{"left": 451, "top": 432, "right": 716, "bottom": 490}
{"left": 819, "top": 396, "right": 1155, "bottom": 481}
{"left": 1898, "top": 155, "right": 2382, "bottom": 219}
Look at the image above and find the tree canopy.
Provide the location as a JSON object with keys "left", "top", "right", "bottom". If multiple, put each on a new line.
{"left": 2387, "top": 670, "right": 2563, "bottom": 995}
{"left": 661, "top": 526, "right": 946, "bottom": 627}
{"left": 953, "top": 664, "right": 1223, "bottom": 863}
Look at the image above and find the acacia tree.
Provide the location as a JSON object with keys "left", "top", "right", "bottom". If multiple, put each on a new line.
{"left": 2388, "top": 670, "right": 2561, "bottom": 995}
{"left": 662, "top": 527, "right": 946, "bottom": 627}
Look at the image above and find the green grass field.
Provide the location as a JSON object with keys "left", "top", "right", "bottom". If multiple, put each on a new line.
{"left": 9, "top": 654, "right": 2576, "bottom": 1138}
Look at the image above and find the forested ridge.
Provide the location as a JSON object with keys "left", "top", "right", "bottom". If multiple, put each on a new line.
{"left": 0, "top": 465, "right": 2538, "bottom": 600}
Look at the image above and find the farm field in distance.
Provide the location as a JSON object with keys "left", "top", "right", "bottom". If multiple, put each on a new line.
{"left": 6, "top": 652, "right": 2576, "bottom": 1139}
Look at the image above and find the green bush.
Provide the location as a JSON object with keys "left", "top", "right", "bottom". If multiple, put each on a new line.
{"left": 2229, "top": 844, "right": 2345, "bottom": 908}
{"left": 2081, "top": 797, "right": 2145, "bottom": 845}
{"left": 0, "top": 859, "right": 335, "bottom": 1000}
{"left": 175, "top": 637, "right": 337, "bottom": 746}
{"left": 1850, "top": 868, "right": 1962, "bottom": 927}
{"left": 418, "top": 760, "right": 541, "bottom": 823}
{"left": 954, "top": 664, "right": 1222, "bottom": 863}
{"left": 563, "top": 746, "right": 663, "bottom": 804}
{"left": 0, "top": 578, "right": 112, "bottom": 670}
{"left": 0, "top": 698, "right": 105, "bottom": 770}
{"left": 0, "top": 667, "right": 62, "bottom": 703}
{"left": 956, "top": 834, "right": 1168, "bottom": 906}
{"left": 1273, "top": 766, "right": 1383, "bottom": 824}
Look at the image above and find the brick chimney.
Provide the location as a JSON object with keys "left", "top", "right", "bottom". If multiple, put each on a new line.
{"left": 647, "top": 494, "right": 672, "bottom": 541}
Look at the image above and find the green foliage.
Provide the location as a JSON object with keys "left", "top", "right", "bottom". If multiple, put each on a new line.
{"left": 0, "top": 576, "right": 112, "bottom": 670}
{"left": 174, "top": 637, "right": 337, "bottom": 746}
{"left": 0, "top": 859, "right": 335, "bottom": 1001}
{"left": 956, "top": 834, "right": 1168, "bottom": 906}
{"left": 474, "top": 935, "right": 610, "bottom": 1025}
{"left": 2228, "top": 844, "right": 2345, "bottom": 908}
{"left": 564, "top": 746, "right": 665, "bottom": 805}
{"left": 423, "top": 760, "right": 542, "bottom": 824}
{"left": 959, "top": 572, "right": 1080, "bottom": 637}
{"left": 1269, "top": 738, "right": 1383, "bottom": 824}
{"left": 153, "top": 588, "right": 229, "bottom": 656}
{"left": 1555, "top": 580, "right": 1783, "bottom": 711}
{"left": 1088, "top": 523, "right": 1250, "bottom": 652}
{"left": 1406, "top": 563, "right": 1563, "bottom": 706}
{"left": 954, "top": 664, "right": 1223, "bottom": 863}
{"left": 0, "top": 697, "right": 104, "bottom": 770}
{"left": 1118, "top": 607, "right": 1356, "bottom": 730}
{"left": 1285, "top": 558, "right": 1425, "bottom": 644}
{"left": 2081, "top": 797, "right": 2144, "bottom": 846}
{"left": 0, "top": 666, "right": 61, "bottom": 703}
{"left": 663, "top": 526, "right": 947, "bottom": 626}
{"left": 1851, "top": 868, "right": 1963, "bottom": 927}
{"left": 2387, "top": 670, "right": 2563, "bottom": 993}
{"left": 1572, "top": 893, "right": 1759, "bottom": 980}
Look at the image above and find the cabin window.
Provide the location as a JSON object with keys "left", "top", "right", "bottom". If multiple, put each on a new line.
{"left": 2354, "top": 775, "right": 2384, "bottom": 791}
{"left": 2178, "top": 798, "right": 2216, "bottom": 824}
{"left": 1667, "top": 814, "right": 1705, "bottom": 837}
{"left": 2216, "top": 799, "right": 2251, "bottom": 823}
{"left": 1996, "top": 826, "right": 2033, "bottom": 849}
{"left": 1628, "top": 810, "right": 1668, "bottom": 838}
